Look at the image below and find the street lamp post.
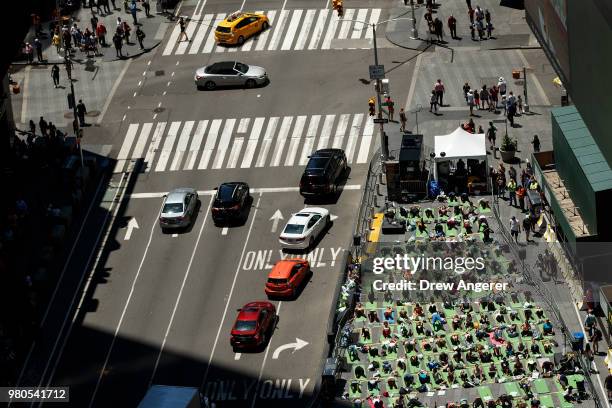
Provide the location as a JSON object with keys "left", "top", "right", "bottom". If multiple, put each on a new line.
{"left": 409, "top": 0, "right": 419, "bottom": 39}
{"left": 371, "top": 24, "right": 387, "bottom": 161}
{"left": 64, "top": 51, "right": 84, "bottom": 169}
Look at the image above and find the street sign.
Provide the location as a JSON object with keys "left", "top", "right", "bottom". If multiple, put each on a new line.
{"left": 369, "top": 65, "right": 385, "bottom": 80}
{"left": 373, "top": 118, "right": 389, "bottom": 124}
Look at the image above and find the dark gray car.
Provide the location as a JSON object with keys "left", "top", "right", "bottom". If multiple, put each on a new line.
{"left": 195, "top": 61, "right": 268, "bottom": 90}
{"left": 159, "top": 188, "right": 199, "bottom": 230}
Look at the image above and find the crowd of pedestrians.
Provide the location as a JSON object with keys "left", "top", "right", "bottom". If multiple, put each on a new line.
{"left": 417, "top": 1, "right": 495, "bottom": 44}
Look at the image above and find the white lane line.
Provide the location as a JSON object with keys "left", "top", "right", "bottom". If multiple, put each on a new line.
{"left": 345, "top": 113, "right": 364, "bottom": 163}
{"left": 113, "top": 123, "right": 139, "bottom": 173}
{"left": 250, "top": 301, "right": 282, "bottom": 408}
{"left": 241, "top": 117, "right": 265, "bottom": 168}
{"left": 332, "top": 113, "right": 350, "bottom": 148}
{"left": 212, "top": 118, "right": 237, "bottom": 169}
{"left": 131, "top": 123, "right": 154, "bottom": 159}
{"left": 352, "top": 8, "right": 368, "bottom": 39}
{"left": 203, "top": 14, "right": 226, "bottom": 53}
{"left": 163, "top": 25, "right": 181, "bottom": 56}
{"left": 184, "top": 120, "right": 208, "bottom": 170}
{"left": 20, "top": 66, "right": 32, "bottom": 125}
{"left": 255, "top": 117, "right": 279, "bottom": 168}
{"left": 129, "top": 185, "right": 362, "bottom": 198}
{"left": 270, "top": 116, "right": 294, "bottom": 167}
{"left": 144, "top": 122, "right": 167, "bottom": 173}
{"left": 189, "top": 14, "right": 213, "bottom": 54}
{"left": 221, "top": 227, "right": 228, "bottom": 235}
{"left": 405, "top": 52, "right": 423, "bottom": 110}
{"left": 172, "top": 233, "right": 178, "bottom": 237}
{"left": 317, "top": 114, "right": 335, "bottom": 150}
{"left": 89, "top": 200, "right": 166, "bottom": 407}
{"left": 255, "top": 10, "right": 277, "bottom": 51}
{"left": 308, "top": 9, "right": 329, "bottom": 50}
{"left": 170, "top": 120, "right": 195, "bottom": 171}
{"left": 295, "top": 9, "right": 316, "bottom": 50}
{"left": 237, "top": 117, "right": 251, "bottom": 133}
{"left": 299, "top": 115, "right": 321, "bottom": 165}
{"left": 201, "top": 194, "right": 263, "bottom": 388}
{"left": 198, "top": 119, "right": 222, "bottom": 169}
{"left": 365, "top": 9, "right": 381, "bottom": 39}
{"left": 98, "top": 59, "right": 132, "bottom": 124}
{"left": 357, "top": 116, "right": 374, "bottom": 163}
{"left": 284, "top": 115, "right": 307, "bottom": 166}
{"left": 176, "top": 18, "right": 200, "bottom": 55}
{"left": 267, "top": 9, "right": 290, "bottom": 51}
{"left": 149, "top": 197, "right": 214, "bottom": 386}
{"left": 226, "top": 137, "right": 244, "bottom": 168}
{"left": 234, "top": 353, "right": 241, "bottom": 360}
{"left": 321, "top": 11, "right": 340, "bottom": 49}
{"left": 337, "top": 9, "right": 355, "bottom": 40}
{"left": 155, "top": 121, "right": 182, "bottom": 172}
{"left": 14, "top": 174, "right": 107, "bottom": 391}
{"left": 281, "top": 9, "right": 303, "bottom": 50}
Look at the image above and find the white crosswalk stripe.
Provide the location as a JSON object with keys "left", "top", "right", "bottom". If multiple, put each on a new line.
{"left": 112, "top": 114, "right": 376, "bottom": 174}
{"left": 162, "top": 8, "right": 381, "bottom": 55}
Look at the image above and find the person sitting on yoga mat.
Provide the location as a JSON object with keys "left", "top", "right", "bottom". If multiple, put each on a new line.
{"left": 413, "top": 303, "right": 424, "bottom": 317}
{"left": 369, "top": 346, "right": 380, "bottom": 358}
{"left": 418, "top": 370, "right": 430, "bottom": 384}
{"left": 473, "top": 397, "right": 485, "bottom": 408}
{"left": 453, "top": 349, "right": 463, "bottom": 363}
{"left": 529, "top": 342, "right": 540, "bottom": 355}
{"left": 507, "top": 323, "right": 519, "bottom": 338}
{"left": 421, "top": 339, "right": 432, "bottom": 351}
{"left": 439, "top": 352, "right": 449, "bottom": 365}
{"left": 516, "top": 400, "right": 528, "bottom": 408}
{"left": 436, "top": 335, "right": 447, "bottom": 348}
{"left": 524, "top": 308, "right": 533, "bottom": 321}
{"left": 493, "top": 345, "right": 502, "bottom": 358}
{"left": 382, "top": 321, "right": 392, "bottom": 338}
{"left": 447, "top": 216, "right": 458, "bottom": 229}
{"left": 399, "top": 308, "right": 408, "bottom": 320}
{"left": 541, "top": 360, "right": 554, "bottom": 377}
{"left": 527, "top": 359, "right": 537, "bottom": 372}
{"left": 495, "top": 311, "right": 505, "bottom": 323}
{"left": 517, "top": 341, "right": 526, "bottom": 354}
{"left": 501, "top": 358, "right": 511, "bottom": 375}
{"left": 448, "top": 369, "right": 456, "bottom": 384}
{"left": 384, "top": 306, "right": 394, "bottom": 321}
{"left": 361, "top": 327, "right": 371, "bottom": 340}
{"left": 410, "top": 355, "right": 420, "bottom": 366}
{"left": 494, "top": 326, "right": 504, "bottom": 341}
{"left": 542, "top": 319, "right": 554, "bottom": 335}
{"left": 510, "top": 310, "right": 519, "bottom": 321}
{"left": 355, "top": 302, "right": 365, "bottom": 318}
{"left": 563, "top": 386, "right": 575, "bottom": 401}
{"left": 463, "top": 220, "right": 473, "bottom": 234}
{"left": 404, "top": 339, "right": 416, "bottom": 353}
{"left": 451, "top": 333, "right": 460, "bottom": 345}
{"left": 431, "top": 311, "right": 446, "bottom": 326}
{"left": 452, "top": 315, "right": 462, "bottom": 330}
{"left": 474, "top": 365, "right": 485, "bottom": 383}
{"left": 521, "top": 321, "right": 532, "bottom": 337}
{"left": 428, "top": 301, "right": 437, "bottom": 314}
{"left": 415, "top": 321, "right": 425, "bottom": 335}
{"left": 479, "top": 349, "right": 492, "bottom": 363}
{"left": 368, "top": 310, "right": 380, "bottom": 323}
{"left": 465, "top": 333, "right": 474, "bottom": 346}
{"left": 513, "top": 358, "right": 524, "bottom": 376}
{"left": 454, "top": 205, "right": 462, "bottom": 217}
{"left": 466, "top": 350, "right": 478, "bottom": 363}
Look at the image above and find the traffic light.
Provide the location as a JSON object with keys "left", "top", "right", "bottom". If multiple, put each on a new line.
{"left": 368, "top": 97, "right": 376, "bottom": 116}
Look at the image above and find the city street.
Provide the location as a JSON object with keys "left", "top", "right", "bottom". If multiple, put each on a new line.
{"left": 15, "top": 0, "right": 418, "bottom": 406}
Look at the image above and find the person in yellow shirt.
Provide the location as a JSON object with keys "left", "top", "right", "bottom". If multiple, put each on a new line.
{"left": 52, "top": 32, "right": 61, "bottom": 54}
{"left": 507, "top": 178, "right": 517, "bottom": 207}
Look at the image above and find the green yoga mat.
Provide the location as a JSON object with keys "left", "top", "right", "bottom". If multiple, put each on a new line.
{"left": 539, "top": 394, "right": 555, "bottom": 408}
{"left": 415, "top": 228, "right": 430, "bottom": 238}
{"left": 555, "top": 392, "right": 574, "bottom": 408}
{"left": 478, "top": 386, "right": 494, "bottom": 401}
{"left": 534, "top": 379, "right": 550, "bottom": 394}
{"left": 505, "top": 382, "right": 523, "bottom": 397}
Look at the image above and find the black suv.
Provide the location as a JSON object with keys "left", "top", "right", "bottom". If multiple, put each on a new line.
{"left": 211, "top": 182, "right": 251, "bottom": 224}
{"left": 299, "top": 149, "right": 347, "bottom": 197}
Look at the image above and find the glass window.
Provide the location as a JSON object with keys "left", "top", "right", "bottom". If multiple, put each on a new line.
{"left": 306, "top": 157, "right": 328, "bottom": 170}
{"left": 235, "top": 62, "right": 249, "bottom": 74}
{"left": 283, "top": 224, "right": 304, "bottom": 234}
{"left": 268, "top": 278, "right": 288, "bottom": 285}
{"left": 234, "top": 320, "right": 256, "bottom": 331}
{"left": 162, "top": 203, "right": 183, "bottom": 214}
{"left": 217, "top": 185, "right": 236, "bottom": 202}
{"left": 216, "top": 26, "right": 231, "bottom": 33}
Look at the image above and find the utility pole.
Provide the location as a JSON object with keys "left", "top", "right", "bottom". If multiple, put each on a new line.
{"left": 65, "top": 50, "right": 84, "bottom": 169}
{"left": 523, "top": 66, "right": 529, "bottom": 112}
{"left": 372, "top": 23, "right": 388, "bottom": 161}
{"left": 409, "top": 0, "right": 418, "bottom": 39}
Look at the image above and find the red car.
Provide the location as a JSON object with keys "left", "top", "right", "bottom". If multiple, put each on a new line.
{"left": 265, "top": 259, "right": 310, "bottom": 299}
{"left": 230, "top": 301, "right": 277, "bottom": 351}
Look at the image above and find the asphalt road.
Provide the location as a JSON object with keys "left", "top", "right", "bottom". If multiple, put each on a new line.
{"left": 19, "top": 0, "right": 420, "bottom": 406}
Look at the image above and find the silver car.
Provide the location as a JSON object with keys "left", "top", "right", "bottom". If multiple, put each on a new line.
{"left": 159, "top": 188, "right": 199, "bottom": 230}
{"left": 195, "top": 61, "right": 268, "bottom": 90}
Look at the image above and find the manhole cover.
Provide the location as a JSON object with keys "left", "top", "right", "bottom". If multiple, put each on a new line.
{"left": 153, "top": 107, "right": 165, "bottom": 113}
{"left": 155, "top": 70, "right": 165, "bottom": 76}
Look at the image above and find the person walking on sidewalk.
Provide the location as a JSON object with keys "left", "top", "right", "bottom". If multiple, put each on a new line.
{"left": 136, "top": 26, "right": 146, "bottom": 50}
{"left": 467, "top": 89, "right": 475, "bottom": 116}
{"left": 91, "top": 13, "right": 98, "bottom": 33}
{"left": 448, "top": 15, "right": 457, "bottom": 39}
{"left": 52, "top": 32, "right": 62, "bottom": 54}
{"left": 39, "top": 116, "right": 48, "bottom": 137}
{"left": 592, "top": 327, "right": 602, "bottom": 354}
{"left": 385, "top": 95, "right": 395, "bottom": 121}
{"left": 24, "top": 42, "right": 34, "bottom": 64}
{"left": 34, "top": 39, "right": 43, "bottom": 62}
{"left": 130, "top": 0, "right": 138, "bottom": 25}
{"left": 51, "top": 64, "right": 60, "bottom": 88}
{"left": 510, "top": 216, "right": 520, "bottom": 243}
{"left": 97, "top": 22, "right": 107, "bottom": 47}
{"left": 486, "top": 121, "right": 497, "bottom": 150}
{"left": 462, "top": 82, "right": 470, "bottom": 102}
{"left": 468, "top": 7, "right": 475, "bottom": 24}
{"left": 122, "top": 21, "right": 132, "bottom": 44}
{"left": 585, "top": 310, "right": 596, "bottom": 338}
{"left": 429, "top": 91, "right": 438, "bottom": 113}
{"left": 434, "top": 79, "right": 445, "bottom": 107}
{"left": 434, "top": 17, "right": 443, "bottom": 42}
{"left": 76, "top": 100, "right": 87, "bottom": 126}
{"left": 399, "top": 108, "right": 407, "bottom": 132}
{"left": 480, "top": 85, "right": 489, "bottom": 110}
{"left": 532, "top": 135, "right": 541, "bottom": 152}
{"left": 142, "top": 0, "right": 151, "bottom": 17}
{"left": 178, "top": 17, "right": 189, "bottom": 42}
{"left": 507, "top": 178, "right": 517, "bottom": 207}
{"left": 522, "top": 216, "right": 531, "bottom": 242}
{"left": 517, "top": 185, "right": 526, "bottom": 212}
{"left": 113, "top": 32, "right": 123, "bottom": 57}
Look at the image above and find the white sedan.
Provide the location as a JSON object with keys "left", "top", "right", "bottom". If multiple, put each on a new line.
{"left": 279, "top": 207, "right": 331, "bottom": 250}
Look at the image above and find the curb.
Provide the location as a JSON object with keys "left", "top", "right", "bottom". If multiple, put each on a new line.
{"left": 11, "top": 40, "right": 161, "bottom": 66}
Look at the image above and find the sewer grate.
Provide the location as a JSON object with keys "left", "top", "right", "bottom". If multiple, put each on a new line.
{"left": 155, "top": 70, "right": 165, "bottom": 76}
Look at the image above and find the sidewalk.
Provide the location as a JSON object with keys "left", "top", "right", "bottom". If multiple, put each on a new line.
{"left": 14, "top": 2, "right": 172, "bottom": 65}
{"left": 386, "top": 0, "right": 538, "bottom": 51}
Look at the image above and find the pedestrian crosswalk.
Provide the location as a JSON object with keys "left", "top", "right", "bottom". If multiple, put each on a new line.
{"left": 114, "top": 114, "right": 376, "bottom": 173}
{"left": 162, "top": 8, "right": 381, "bottom": 56}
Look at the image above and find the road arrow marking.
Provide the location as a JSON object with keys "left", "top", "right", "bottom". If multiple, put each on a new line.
{"left": 269, "top": 210, "right": 284, "bottom": 233}
{"left": 221, "top": 227, "right": 228, "bottom": 235}
{"left": 124, "top": 218, "right": 139, "bottom": 240}
{"left": 330, "top": 214, "right": 338, "bottom": 221}
{"left": 234, "top": 353, "right": 241, "bottom": 360}
{"left": 271, "top": 338, "right": 309, "bottom": 359}
{"left": 172, "top": 233, "right": 178, "bottom": 238}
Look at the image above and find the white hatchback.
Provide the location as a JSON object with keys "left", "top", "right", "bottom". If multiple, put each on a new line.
{"left": 279, "top": 207, "right": 330, "bottom": 250}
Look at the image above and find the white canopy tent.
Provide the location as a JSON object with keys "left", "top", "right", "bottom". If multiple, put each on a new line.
{"left": 434, "top": 127, "right": 487, "bottom": 179}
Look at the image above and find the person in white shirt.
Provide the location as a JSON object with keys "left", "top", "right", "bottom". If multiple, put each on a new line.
{"left": 498, "top": 76, "right": 507, "bottom": 96}
{"left": 510, "top": 216, "right": 520, "bottom": 243}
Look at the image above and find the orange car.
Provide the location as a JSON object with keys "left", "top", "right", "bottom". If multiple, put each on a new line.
{"left": 215, "top": 11, "right": 270, "bottom": 46}
{"left": 265, "top": 259, "right": 310, "bottom": 299}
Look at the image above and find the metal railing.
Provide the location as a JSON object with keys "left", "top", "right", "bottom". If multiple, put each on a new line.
{"left": 352, "top": 148, "right": 383, "bottom": 259}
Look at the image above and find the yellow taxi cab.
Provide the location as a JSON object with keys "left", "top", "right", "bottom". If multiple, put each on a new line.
{"left": 215, "top": 11, "right": 270, "bottom": 46}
